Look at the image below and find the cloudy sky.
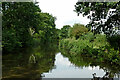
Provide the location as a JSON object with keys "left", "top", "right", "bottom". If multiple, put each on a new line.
{"left": 37, "top": 0, "right": 90, "bottom": 29}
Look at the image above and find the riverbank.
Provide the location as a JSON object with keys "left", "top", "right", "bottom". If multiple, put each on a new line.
{"left": 59, "top": 32, "right": 120, "bottom": 66}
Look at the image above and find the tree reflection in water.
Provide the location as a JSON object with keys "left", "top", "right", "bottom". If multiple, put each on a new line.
{"left": 2, "top": 44, "right": 59, "bottom": 79}
{"left": 2, "top": 44, "right": 120, "bottom": 79}
{"left": 61, "top": 50, "right": 120, "bottom": 78}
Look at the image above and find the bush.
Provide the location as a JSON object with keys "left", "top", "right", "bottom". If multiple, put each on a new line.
{"left": 69, "top": 24, "right": 88, "bottom": 39}
{"left": 59, "top": 32, "right": 120, "bottom": 65}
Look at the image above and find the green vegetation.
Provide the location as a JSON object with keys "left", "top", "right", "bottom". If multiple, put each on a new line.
{"left": 2, "top": 2, "right": 58, "bottom": 53}
{"left": 59, "top": 23, "right": 120, "bottom": 65}
{"left": 61, "top": 50, "right": 120, "bottom": 77}
{"left": 59, "top": 25, "right": 71, "bottom": 39}
{"left": 1, "top": 1, "right": 120, "bottom": 79}
{"left": 59, "top": 2, "right": 120, "bottom": 67}
{"left": 75, "top": 2, "right": 120, "bottom": 34}
{"left": 69, "top": 24, "right": 88, "bottom": 39}
{"left": 74, "top": 2, "right": 120, "bottom": 54}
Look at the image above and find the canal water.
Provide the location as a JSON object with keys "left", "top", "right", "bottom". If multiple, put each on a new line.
{"left": 2, "top": 45, "right": 120, "bottom": 79}
{"left": 43, "top": 53, "right": 106, "bottom": 78}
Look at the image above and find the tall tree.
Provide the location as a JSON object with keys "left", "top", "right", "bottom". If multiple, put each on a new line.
{"left": 75, "top": 2, "right": 120, "bottom": 34}
{"left": 59, "top": 25, "right": 71, "bottom": 39}
{"left": 2, "top": 2, "right": 41, "bottom": 52}
{"left": 36, "top": 13, "right": 57, "bottom": 44}
{"left": 74, "top": 2, "right": 120, "bottom": 53}
{"left": 2, "top": 2, "right": 58, "bottom": 53}
{"left": 69, "top": 24, "right": 88, "bottom": 39}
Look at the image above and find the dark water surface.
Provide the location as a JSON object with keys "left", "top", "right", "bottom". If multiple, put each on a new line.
{"left": 2, "top": 45, "right": 120, "bottom": 79}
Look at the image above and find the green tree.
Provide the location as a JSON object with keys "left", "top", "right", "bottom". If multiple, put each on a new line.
{"left": 75, "top": 2, "right": 120, "bottom": 34}
{"left": 2, "top": 2, "right": 59, "bottom": 53}
{"left": 107, "top": 33, "right": 120, "bottom": 53}
{"left": 75, "top": 2, "right": 120, "bottom": 54}
{"left": 2, "top": 2, "right": 41, "bottom": 53}
{"left": 69, "top": 24, "right": 88, "bottom": 39}
{"left": 34, "top": 13, "right": 57, "bottom": 44}
{"left": 59, "top": 25, "right": 71, "bottom": 39}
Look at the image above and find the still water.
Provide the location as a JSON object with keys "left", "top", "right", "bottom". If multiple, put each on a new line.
{"left": 43, "top": 53, "right": 106, "bottom": 78}
{"left": 2, "top": 45, "right": 120, "bottom": 79}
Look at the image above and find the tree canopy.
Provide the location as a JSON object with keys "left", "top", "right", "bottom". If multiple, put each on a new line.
{"left": 69, "top": 24, "right": 88, "bottom": 39}
{"left": 75, "top": 2, "right": 120, "bottom": 53}
{"left": 75, "top": 2, "right": 120, "bottom": 35}
{"left": 2, "top": 2, "right": 57, "bottom": 53}
{"left": 59, "top": 25, "right": 71, "bottom": 39}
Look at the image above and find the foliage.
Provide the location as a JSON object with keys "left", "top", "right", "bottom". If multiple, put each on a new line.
{"left": 93, "top": 34, "right": 109, "bottom": 48}
{"left": 2, "top": 2, "right": 40, "bottom": 52}
{"left": 61, "top": 50, "right": 120, "bottom": 76}
{"left": 75, "top": 2, "right": 120, "bottom": 34}
{"left": 59, "top": 25, "right": 71, "bottom": 39}
{"left": 59, "top": 32, "right": 120, "bottom": 65}
{"left": 33, "top": 13, "right": 57, "bottom": 44}
{"left": 2, "top": 2, "right": 58, "bottom": 53}
{"left": 107, "top": 34, "right": 120, "bottom": 51}
{"left": 69, "top": 24, "right": 88, "bottom": 39}
{"left": 74, "top": 2, "right": 120, "bottom": 54}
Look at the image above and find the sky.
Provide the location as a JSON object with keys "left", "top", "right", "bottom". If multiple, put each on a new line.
{"left": 37, "top": 0, "right": 90, "bottom": 29}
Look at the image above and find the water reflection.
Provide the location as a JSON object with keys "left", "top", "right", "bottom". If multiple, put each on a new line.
{"left": 43, "top": 53, "right": 106, "bottom": 78}
{"left": 2, "top": 45, "right": 120, "bottom": 79}
{"left": 60, "top": 50, "right": 120, "bottom": 78}
{"left": 2, "top": 44, "right": 58, "bottom": 79}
